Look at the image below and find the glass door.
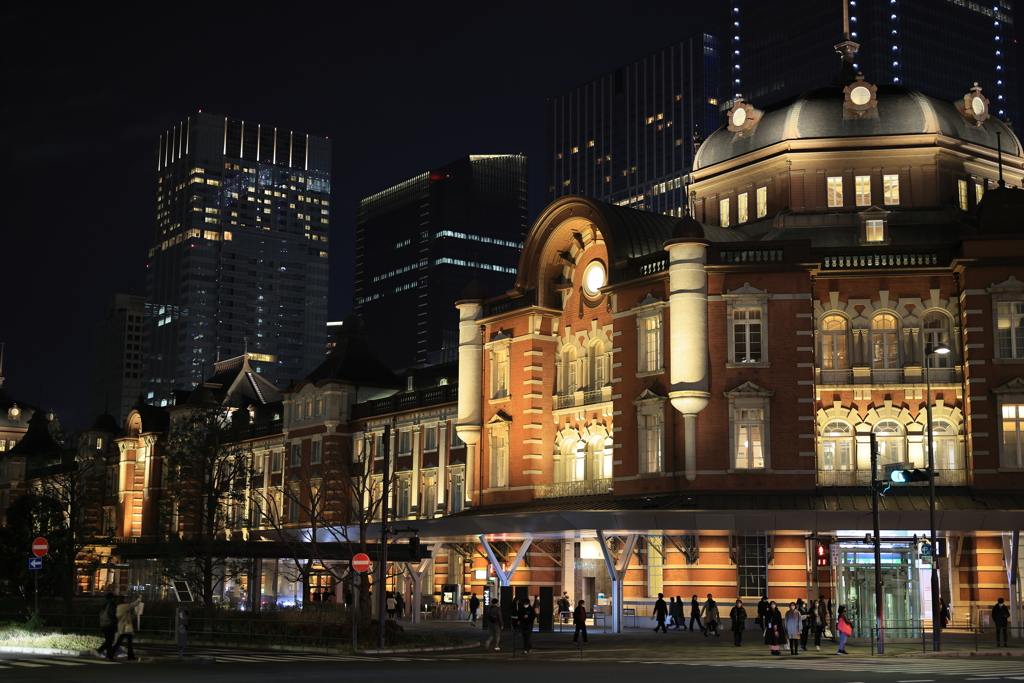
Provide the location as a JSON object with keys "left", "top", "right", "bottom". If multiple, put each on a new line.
{"left": 836, "top": 543, "right": 919, "bottom": 638}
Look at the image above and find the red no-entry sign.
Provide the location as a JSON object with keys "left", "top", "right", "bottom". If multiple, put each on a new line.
{"left": 351, "top": 553, "right": 371, "bottom": 573}
{"left": 32, "top": 537, "right": 48, "bottom": 558}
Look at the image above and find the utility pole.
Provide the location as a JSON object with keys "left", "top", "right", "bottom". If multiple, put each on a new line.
{"left": 870, "top": 432, "right": 884, "bottom": 654}
{"left": 924, "top": 343, "right": 950, "bottom": 651}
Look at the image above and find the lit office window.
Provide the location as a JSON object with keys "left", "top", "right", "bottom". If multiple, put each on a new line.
{"left": 957, "top": 179, "right": 969, "bottom": 210}
{"left": 720, "top": 198, "right": 730, "bottom": 227}
{"left": 855, "top": 175, "right": 871, "bottom": 206}
{"left": 865, "top": 219, "right": 885, "bottom": 242}
{"left": 738, "top": 192, "right": 749, "bottom": 223}
{"left": 827, "top": 177, "right": 844, "bottom": 207}
{"left": 883, "top": 174, "right": 900, "bottom": 205}
{"left": 756, "top": 187, "right": 767, "bottom": 218}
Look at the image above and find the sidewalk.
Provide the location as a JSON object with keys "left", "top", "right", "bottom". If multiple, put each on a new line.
{"left": 396, "top": 618, "right": 1024, "bottom": 660}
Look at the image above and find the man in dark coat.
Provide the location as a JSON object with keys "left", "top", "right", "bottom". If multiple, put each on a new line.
{"left": 992, "top": 598, "right": 1011, "bottom": 647}
{"left": 469, "top": 593, "right": 480, "bottom": 624}
{"left": 95, "top": 593, "right": 117, "bottom": 659}
{"left": 653, "top": 593, "right": 668, "bottom": 633}
{"left": 730, "top": 599, "right": 747, "bottom": 646}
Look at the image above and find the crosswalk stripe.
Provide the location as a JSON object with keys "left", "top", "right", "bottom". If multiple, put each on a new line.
{"left": 22, "top": 658, "right": 85, "bottom": 666}
{"left": 7, "top": 662, "right": 48, "bottom": 667}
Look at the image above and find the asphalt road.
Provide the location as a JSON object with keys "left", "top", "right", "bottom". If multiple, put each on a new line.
{"left": 2, "top": 646, "right": 1023, "bottom": 683}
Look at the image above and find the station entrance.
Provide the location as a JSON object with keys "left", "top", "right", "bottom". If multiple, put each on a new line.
{"left": 835, "top": 540, "right": 922, "bottom": 638}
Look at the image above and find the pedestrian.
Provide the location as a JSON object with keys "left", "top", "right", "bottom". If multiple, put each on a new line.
{"left": 108, "top": 595, "right": 142, "bottom": 661}
{"left": 702, "top": 594, "right": 720, "bottom": 636}
{"left": 785, "top": 602, "right": 802, "bottom": 655}
{"left": 809, "top": 599, "right": 823, "bottom": 651}
{"left": 521, "top": 597, "right": 537, "bottom": 653}
{"left": 510, "top": 596, "right": 521, "bottom": 632}
{"left": 689, "top": 594, "right": 705, "bottom": 633}
{"left": 764, "top": 600, "right": 783, "bottom": 655}
{"left": 669, "top": 596, "right": 682, "bottom": 629}
{"left": 796, "top": 598, "right": 810, "bottom": 651}
{"left": 730, "top": 599, "right": 747, "bottom": 647}
{"left": 558, "top": 593, "right": 571, "bottom": 624}
{"left": 826, "top": 597, "right": 835, "bottom": 640}
{"left": 817, "top": 596, "right": 830, "bottom": 644}
{"left": 992, "top": 597, "right": 1010, "bottom": 647}
{"left": 653, "top": 593, "right": 668, "bottom": 633}
{"left": 573, "top": 599, "right": 589, "bottom": 644}
{"left": 938, "top": 598, "right": 950, "bottom": 630}
{"left": 469, "top": 592, "right": 480, "bottom": 624}
{"left": 756, "top": 594, "right": 770, "bottom": 630}
{"left": 836, "top": 605, "right": 852, "bottom": 655}
{"left": 484, "top": 598, "right": 503, "bottom": 650}
{"left": 395, "top": 593, "right": 405, "bottom": 620}
{"left": 386, "top": 593, "right": 397, "bottom": 619}
{"left": 95, "top": 593, "right": 117, "bottom": 659}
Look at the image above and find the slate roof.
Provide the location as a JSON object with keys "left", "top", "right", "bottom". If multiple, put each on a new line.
{"left": 303, "top": 314, "right": 404, "bottom": 388}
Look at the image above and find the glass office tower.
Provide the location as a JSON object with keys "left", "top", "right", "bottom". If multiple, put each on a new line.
{"left": 355, "top": 154, "right": 528, "bottom": 370}
{"left": 546, "top": 33, "right": 720, "bottom": 214}
{"left": 145, "top": 112, "right": 331, "bottom": 406}
{"left": 91, "top": 293, "right": 147, "bottom": 423}
{"left": 721, "top": 0, "right": 1017, "bottom": 125}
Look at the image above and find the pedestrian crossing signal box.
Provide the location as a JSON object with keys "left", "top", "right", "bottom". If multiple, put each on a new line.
{"left": 815, "top": 543, "right": 829, "bottom": 566}
{"left": 173, "top": 580, "right": 194, "bottom": 603}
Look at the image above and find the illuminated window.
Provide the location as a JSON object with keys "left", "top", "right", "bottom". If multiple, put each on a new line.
{"left": 871, "top": 313, "right": 900, "bottom": 371}
{"left": 738, "top": 192, "right": 749, "bottom": 223}
{"left": 732, "top": 308, "right": 762, "bottom": 362}
{"left": 820, "top": 421, "right": 854, "bottom": 471}
{"left": 821, "top": 314, "right": 851, "bottom": 371}
{"left": 572, "top": 146, "right": 579, "bottom": 153}
{"left": 997, "top": 302, "right": 1024, "bottom": 359}
{"left": 647, "top": 116, "right": 655, "bottom": 124}
{"left": 719, "top": 198, "right": 730, "bottom": 227}
{"left": 756, "top": 186, "right": 767, "bottom": 217}
{"left": 587, "top": 140, "right": 595, "bottom": 147}
{"left": 976, "top": 182, "right": 985, "bottom": 204}
{"left": 883, "top": 174, "right": 900, "bottom": 205}
{"left": 958, "top": 179, "right": 969, "bottom": 210}
{"left": 638, "top": 311, "right": 663, "bottom": 373}
{"left": 1002, "top": 404, "right": 1024, "bottom": 468}
{"left": 865, "top": 219, "right": 885, "bottom": 242}
{"left": 733, "top": 409, "right": 765, "bottom": 469}
{"left": 827, "top": 177, "right": 844, "bottom": 207}
{"left": 855, "top": 175, "right": 871, "bottom": 206}
{"left": 563, "top": 179, "right": 570, "bottom": 186}
{"left": 708, "top": 98, "right": 718, "bottom": 105}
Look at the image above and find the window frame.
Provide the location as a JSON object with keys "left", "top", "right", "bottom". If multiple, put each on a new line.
{"left": 724, "top": 284, "right": 771, "bottom": 368}
{"left": 634, "top": 390, "right": 667, "bottom": 474}
{"left": 883, "top": 174, "right": 900, "bottom": 205}
{"left": 957, "top": 179, "right": 969, "bottom": 210}
{"left": 827, "top": 176, "right": 844, "bottom": 208}
{"left": 636, "top": 303, "right": 665, "bottom": 375}
{"left": 719, "top": 197, "right": 730, "bottom": 227}
{"left": 756, "top": 186, "right": 768, "bottom": 218}
{"left": 737, "top": 192, "right": 749, "bottom": 223}
{"left": 725, "top": 382, "right": 774, "bottom": 471}
{"left": 855, "top": 174, "right": 872, "bottom": 206}
{"left": 820, "top": 420, "right": 855, "bottom": 471}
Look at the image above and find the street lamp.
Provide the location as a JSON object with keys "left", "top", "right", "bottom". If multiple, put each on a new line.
{"left": 924, "top": 341, "right": 950, "bottom": 651}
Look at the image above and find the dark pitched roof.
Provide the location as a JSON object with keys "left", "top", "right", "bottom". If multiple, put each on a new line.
{"left": 303, "top": 314, "right": 404, "bottom": 388}
{"left": 8, "top": 410, "right": 62, "bottom": 459}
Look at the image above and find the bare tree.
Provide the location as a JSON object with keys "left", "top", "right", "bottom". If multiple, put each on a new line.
{"left": 252, "top": 436, "right": 394, "bottom": 621}
{"left": 161, "top": 406, "right": 254, "bottom": 612}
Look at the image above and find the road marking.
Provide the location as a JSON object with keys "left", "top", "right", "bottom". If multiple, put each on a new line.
{"left": 7, "top": 662, "right": 47, "bottom": 667}
{"left": 897, "top": 680, "right": 935, "bottom": 682}
{"left": 23, "top": 658, "right": 85, "bottom": 666}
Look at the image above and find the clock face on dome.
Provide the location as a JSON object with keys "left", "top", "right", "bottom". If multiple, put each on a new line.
{"left": 850, "top": 86, "right": 871, "bottom": 105}
{"left": 971, "top": 97, "right": 986, "bottom": 117}
{"left": 582, "top": 260, "right": 606, "bottom": 297}
{"left": 731, "top": 108, "right": 747, "bottom": 127}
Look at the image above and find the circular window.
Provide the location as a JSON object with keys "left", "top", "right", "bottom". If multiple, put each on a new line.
{"left": 850, "top": 86, "right": 871, "bottom": 105}
{"left": 731, "top": 108, "right": 747, "bottom": 127}
{"left": 582, "top": 260, "right": 606, "bottom": 297}
{"left": 971, "top": 96, "right": 986, "bottom": 117}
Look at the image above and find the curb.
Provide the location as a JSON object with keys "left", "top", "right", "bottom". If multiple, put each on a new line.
{"left": 897, "top": 650, "right": 1024, "bottom": 658}
{"left": 356, "top": 641, "right": 481, "bottom": 655}
{"left": 0, "top": 646, "right": 94, "bottom": 656}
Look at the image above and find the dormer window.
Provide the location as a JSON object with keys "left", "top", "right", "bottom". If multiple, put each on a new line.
{"left": 865, "top": 220, "right": 885, "bottom": 242}
{"left": 858, "top": 207, "right": 890, "bottom": 245}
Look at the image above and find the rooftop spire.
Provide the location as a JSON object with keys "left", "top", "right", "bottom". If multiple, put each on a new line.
{"left": 833, "top": 0, "right": 860, "bottom": 85}
{"left": 997, "top": 131, "right": 1006, "bottom": 188}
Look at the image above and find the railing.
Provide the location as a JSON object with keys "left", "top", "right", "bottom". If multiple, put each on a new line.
{"left": 822, "top": 253, "right": 939, "bottom": 269}
{"left": 554, "top": 389, "right": 608, "bottom": 411}
{"left": 719, "top": 248, "right": 786, "bottom": 263}
{"left": 820, "top": 369, "right": 854, "bottom": 384}
{"left": 535, "top": 478, "right": 613, "bottom": 499}
{"left": 351, "top": 385, "right": 458, "bottom": 418}
{"left": 872, "top": 368, "right": 904, "bottom": 384}
{"left": 817, "top": 468, "right": 969, "bottom": 487}
{"left": 554, "top": 393, "right": 577, "bottom": 410}
{"left": 484, "top": 291, "right": 536, "bottom": 316}
{"left": 927, "top": 368, "right": 955, "bottom": 383}
{"left": 867, "top": 620, "right": 1023, "bottom": 654}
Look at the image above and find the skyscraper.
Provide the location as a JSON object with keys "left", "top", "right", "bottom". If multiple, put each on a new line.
{"left": 354, "top": 154, "right": 528, "bottom": 369}
{"left": 721, "top": 0, "right": 1017, "bottom": 125}
{"left": 91, "top": 293, "right": 146, "bottom": 423}
{"left": 546, "top": 33, "right": 720, "bottom": 214}
{"left": 145, "top": 113, "right": 331, "bottom": 406}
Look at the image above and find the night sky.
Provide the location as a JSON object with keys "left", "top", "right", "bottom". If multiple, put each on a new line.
{"left": 1, "top": 2, "right": 1019, "bottom": 432}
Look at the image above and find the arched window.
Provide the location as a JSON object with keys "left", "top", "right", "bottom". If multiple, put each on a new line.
{"left": 922, "top": 311, "right": 953, "bottom": 369}
{"left": 931, "top": 420, "right": 963, "bottom": 470}
{"left": 589, "top": 340, "right": 609, "bottom": 390}
{"left": 872, "top": 420, "right": 904, "bottom": 466}
{"left": 821, "top": 315, "right": 851, "bottom": 382}
{"left": 871, "top": 313, "right": 900, "bottom": 370}
{"left": 561, "top": 347, "right": 579, "bottom": 394}
{"left": 584, "top": 436, "right": 613, "bottom": 480}
{"left": 821, "top": 421, "right": 854, "bottom": 471}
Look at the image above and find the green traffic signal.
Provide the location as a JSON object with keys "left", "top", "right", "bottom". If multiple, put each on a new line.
{"left": 889, "top": 468, "right": 937, "bottom": 483}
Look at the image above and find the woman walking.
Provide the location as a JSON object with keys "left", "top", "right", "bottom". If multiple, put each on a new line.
{"left": 764, "top": 601, "right": 783, "bottom": 655}
{"left": 836, "top": 605, "right": 853, "bottom": 655}
{"left": 797, "top": 598, "right": 810, "bottom": 651}
{"left": 689, "top": 595, "right": 705, "bottom": 633}
{"left": 808, "top": 599, "right": 823, "bottom": 651}
{"left": 703, "top": 595, "right": 720, "bottom": 636}
{"left": 730, "top": 599, "right": 747, "bottom": 646}
{"left": 670, "top": 596, "right": 683, "bottom": 629}
{"left": 784, "top": 602, "right": 803, "bottom": 655}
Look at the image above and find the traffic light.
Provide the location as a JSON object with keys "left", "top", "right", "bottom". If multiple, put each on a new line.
{"left": 408, "top": 535, "right": 421, "bottom": 562}
{"left": 889, "top": 468, "right": 938, "bottom": 483}
{"left": 815, "top": 542, "right": 830, "bottom": 567}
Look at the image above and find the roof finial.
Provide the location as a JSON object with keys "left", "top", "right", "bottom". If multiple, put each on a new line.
{"left": 997, "top": 131, "right": 1006, "bottom": 188}
{"left": 842, "top": 0, "right": 851, "bottom": 40}
{"left": 243, "top": 337, "right": 249, "bottom": 357}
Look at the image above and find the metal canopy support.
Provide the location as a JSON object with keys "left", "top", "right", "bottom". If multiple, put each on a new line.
{"left": 597, "top": 530, "right": 639, "bottom": 634}
{"left": 1003, "top": 531, "right": 1020, "bottom": 639}
{"left": 407, "top": 543, "right": 443, "bottom": 624}
{"left": 480, "top": 536, "right": 531, "bottom": 587}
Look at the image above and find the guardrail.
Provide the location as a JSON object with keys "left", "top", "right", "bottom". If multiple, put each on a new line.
{"left": 867, "top": 619, "right": 1024, "bottom": 654}
{"left": 535, "top": 478, "right": 613, "bottom": 499}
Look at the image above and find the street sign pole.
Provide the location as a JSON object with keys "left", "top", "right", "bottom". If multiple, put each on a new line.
{"left": 30, "top": 538, "right": 47, "bottom": 619}
{"left": 871, "top": 433, "right": 884, "bottom": 655}
{"left": 34, "top": 567, "right": 38, "bottom": 619}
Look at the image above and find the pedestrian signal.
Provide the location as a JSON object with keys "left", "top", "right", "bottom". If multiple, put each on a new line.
{"left": 815, "top": 542, "right": 829, "bottom": 566}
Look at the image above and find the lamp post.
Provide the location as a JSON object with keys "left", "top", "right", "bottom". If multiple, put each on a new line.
{"left": 924, "top": 341, "right": 950, "bottom": 651}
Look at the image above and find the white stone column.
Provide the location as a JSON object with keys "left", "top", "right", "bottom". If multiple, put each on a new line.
{"left": 456, "top": 298, "right": 484, "bottom": 508}
{"left": 664, "top": 232, "right": 711, "bottom": 482}
{"left": 411, "top": 427, "right": 421, "bottom": 514}
{"left": 437, "top": 422, "right": 448, "bottom": 511}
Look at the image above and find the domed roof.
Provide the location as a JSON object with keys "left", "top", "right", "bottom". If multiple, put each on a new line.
{"left": 671, "top": 215, "right": 705, "bottom": 240}
{"left": 91, "top": 413, "right": 120, "bottom": 433}
{"left": 460, "top": 277, "right": 488, "bottom": 302}
{"left": 695, "top": 84, "right": 1022, "bottom": 171}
